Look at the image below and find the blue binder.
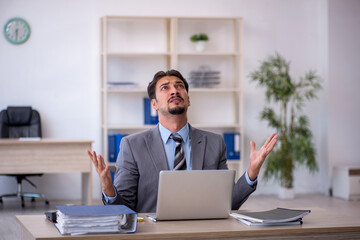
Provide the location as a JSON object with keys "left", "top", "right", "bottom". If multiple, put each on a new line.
{"left": 144, "top": 98, "right": 158, "bottom": 124}
{"left": 224, "top": 132, "right": 241, "bottom": 160}
{"left": 55, "top": 205, "right": 137, "bottom": 235}
{"left": 110, "top": 169, "right": 115, "bottom": 183}
{"left": 108, "top": 134, "right": 126, "bottom": 163}
{"left": 56, "top": 205, "right": 136, "bottom": 215}
{"left": 108, "top": 135, "right": 116, "bottom": 162}
{"left": 115, "top": 134, "right": 126, "bottom": 160}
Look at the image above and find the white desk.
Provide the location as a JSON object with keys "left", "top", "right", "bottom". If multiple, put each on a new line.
{"left": 0, "top": 139, "right": 93, "bottom": 205}
{"left": 16, "top": 207, "right": 360, "bottom": 239}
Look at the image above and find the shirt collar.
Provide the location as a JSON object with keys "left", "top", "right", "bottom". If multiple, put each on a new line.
{"left": 159, "top": 122, "right": 189, "bottom": 144}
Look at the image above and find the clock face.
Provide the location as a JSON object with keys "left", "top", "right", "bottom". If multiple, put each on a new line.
{"left": 3, "top": 18, "right": 31, "bottom": 44}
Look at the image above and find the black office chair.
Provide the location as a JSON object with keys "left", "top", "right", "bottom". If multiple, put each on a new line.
{"left": 0, "top": 106, "right": 49, "bottom": 208}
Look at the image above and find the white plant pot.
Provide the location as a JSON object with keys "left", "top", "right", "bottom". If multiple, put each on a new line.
{"left": 195, "top": 41, "right": 206, "bottom": 52}
{"left": 278, "top": 187, "right": 295, "bottom": 199}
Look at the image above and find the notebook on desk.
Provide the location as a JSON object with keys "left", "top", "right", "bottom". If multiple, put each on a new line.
{"left": 147, "top": 169, "right": 235, "bottom": 221}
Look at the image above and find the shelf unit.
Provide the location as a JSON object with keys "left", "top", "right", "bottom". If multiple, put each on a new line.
{"left": 100, "top": 16, "right": 244, "bottom": 178}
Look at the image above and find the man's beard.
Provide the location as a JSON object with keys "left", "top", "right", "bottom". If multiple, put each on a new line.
{"left": 168, "top": 106, "right": 186, "bottom": 115}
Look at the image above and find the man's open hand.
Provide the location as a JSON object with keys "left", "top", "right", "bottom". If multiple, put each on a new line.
{"left": 248, "top": 133, "right": 279, "bottom": 181}
{"left": 87, "top": 150, "right": 115, "bottom": 197}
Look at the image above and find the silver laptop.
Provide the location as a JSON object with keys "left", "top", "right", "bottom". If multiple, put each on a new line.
{"left": 147, "top": 170, "right": 235, "bottom": 221}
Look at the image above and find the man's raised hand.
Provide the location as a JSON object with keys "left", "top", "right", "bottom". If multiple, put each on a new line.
{"left": 87, "top": 150, "right": 115, "bottom": 197}
{"left": 248, "top": 133, "right": 279, "bottom": 181}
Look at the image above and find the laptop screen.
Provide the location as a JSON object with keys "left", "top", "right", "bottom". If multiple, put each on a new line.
{"left": 152, "top": 170, "right": 235, "bottom": 221}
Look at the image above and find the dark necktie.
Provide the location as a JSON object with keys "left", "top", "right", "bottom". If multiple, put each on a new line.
{"left": 170, "top": 134, "right": 186, "bottom": 170}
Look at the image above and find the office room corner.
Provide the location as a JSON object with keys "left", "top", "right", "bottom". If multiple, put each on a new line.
{"left": 1, "top": 0, "right": 360, "bottom": 239}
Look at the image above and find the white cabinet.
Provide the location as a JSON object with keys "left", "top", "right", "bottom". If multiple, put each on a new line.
{"left": 100, "top": 17, "right": 243, "bottom": 177}
{"left": 332, "top": 166, "right": 360, "bottom": 200}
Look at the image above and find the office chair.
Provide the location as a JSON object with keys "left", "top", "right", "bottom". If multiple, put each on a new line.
{"left": 0, "top": 106, "right": 49, "bottom": 208}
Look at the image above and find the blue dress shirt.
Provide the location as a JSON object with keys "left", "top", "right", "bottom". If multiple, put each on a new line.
{"left": 158, "top": 123, "right": 191, "bottom": 170}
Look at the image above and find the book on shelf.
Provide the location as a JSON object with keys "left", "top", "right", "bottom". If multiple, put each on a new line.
{"left": 144, "top": 98, "right": 158, "bottom": 125}
{"left": 224, "top": 132, "right": 240, "bottom": 160}
{"left": 108, "top": 134, "right": 127, "bottom": 162}
{"left": 55, "top": 205, "right": 137, "bottom": 235}
{"left": 108, "top": 135, "right": 116, "bottom": 162}
{"left": 110, "top": 169, "right": 115, "bottom": 182}
{"left": 109, "top": 165, "right": 116, "bottom": 183}
{"left": 230, "top": 208, "right": 310, "bottom": 226}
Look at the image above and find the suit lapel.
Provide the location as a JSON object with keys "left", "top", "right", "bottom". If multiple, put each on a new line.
{"left": 190, "top": 125, "right": 206, "bottom": 170}
{"left": 144, "top": 125, "right": 169, "bottom": 171}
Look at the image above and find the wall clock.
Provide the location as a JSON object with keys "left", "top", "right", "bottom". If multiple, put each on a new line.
{"left": 3, "top": 17, "right": 31, "bottom": 44}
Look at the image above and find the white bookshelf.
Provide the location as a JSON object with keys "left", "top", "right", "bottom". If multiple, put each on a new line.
{"left": 100, "top": 16, "right": 244, "bottom": 178}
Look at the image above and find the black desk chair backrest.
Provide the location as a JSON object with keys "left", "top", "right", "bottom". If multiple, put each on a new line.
{"left": 0, "top": 106, "right": 42, "bottom": 138}
{"left": 0, "top": 106, "right": 48, "bottom": 207}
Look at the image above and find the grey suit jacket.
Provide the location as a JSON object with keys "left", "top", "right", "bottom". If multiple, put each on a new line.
{"left": 104, "top": 124, "right": 256, "bottom": 213}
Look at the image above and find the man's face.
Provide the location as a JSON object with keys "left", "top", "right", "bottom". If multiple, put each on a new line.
{"left": 151, "top": 76, "right": 190, "bottom": 117}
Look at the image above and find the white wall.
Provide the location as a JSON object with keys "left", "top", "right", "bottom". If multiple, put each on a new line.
{"left": 328, "top": 1, "right": 360, "bottom": 178}
{"left": 241, "top": 0, "right": 330, "bottom": 195}
{"left": 0, "top": 0, "right": 355, "bottom": 200}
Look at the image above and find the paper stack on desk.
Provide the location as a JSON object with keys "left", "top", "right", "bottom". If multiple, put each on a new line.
{"left": 55, "top": 205, "right": 137, "bottom": 235}
{"left": 230, "top": 208, "right": 310, "bottom": 226}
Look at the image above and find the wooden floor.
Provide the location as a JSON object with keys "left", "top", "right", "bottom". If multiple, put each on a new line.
{"left": 1, "top": 194, "right": 359, "bottom": 240}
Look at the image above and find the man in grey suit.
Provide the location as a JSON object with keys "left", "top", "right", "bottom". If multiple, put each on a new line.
{"left": 88, "top": 69, "right": 278, "bottom": 213}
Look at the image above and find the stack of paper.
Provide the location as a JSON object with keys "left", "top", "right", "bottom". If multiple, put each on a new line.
{"left": 107, "top": 81, "right": 137, "bottom": 89}
{"left": 230, "top": 208, "right": 310, "bottom": 226}
{"left": 188, "top": 66, "right": 221, "bottom": 88}
{"left": 55, "top": 205, "right": 137, "bottom": 235}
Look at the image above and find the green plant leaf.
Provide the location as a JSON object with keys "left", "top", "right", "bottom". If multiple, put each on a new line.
{"left": 190, "top": 33, "right": 209, "bottom": 42}
{"left": 249, "top": 52, "right": 322, "bottom": 188}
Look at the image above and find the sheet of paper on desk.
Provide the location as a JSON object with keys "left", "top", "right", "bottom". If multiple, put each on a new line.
{"left": 55, "top": 205, "right": 137, "bottom": 235}
{"left": 19, "top": 137, "right": 41, "bottom": 141}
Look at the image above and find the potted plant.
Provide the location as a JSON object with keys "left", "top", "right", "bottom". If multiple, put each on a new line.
{"left": 249, "top": 53, "right": 322, "bottom": 199}
{"left": 190, "top": 33, "right": 209, "bottom": 52}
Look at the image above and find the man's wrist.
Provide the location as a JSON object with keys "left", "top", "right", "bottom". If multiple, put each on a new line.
{"left": 247, "top": 167, "right": 259, "bottom": 181}
{"left": 103, "top": 186, "right": 117, "bottom": 204}
{"left": 245, "top": 170, "right": 257, "bottom": 187}
{"left": 103, "top": 183, "right": 115, "bottom": 197}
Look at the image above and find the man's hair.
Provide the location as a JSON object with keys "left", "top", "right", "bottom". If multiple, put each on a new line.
{"left": 147, "top": 69, "right": 189, "bottom": 100}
